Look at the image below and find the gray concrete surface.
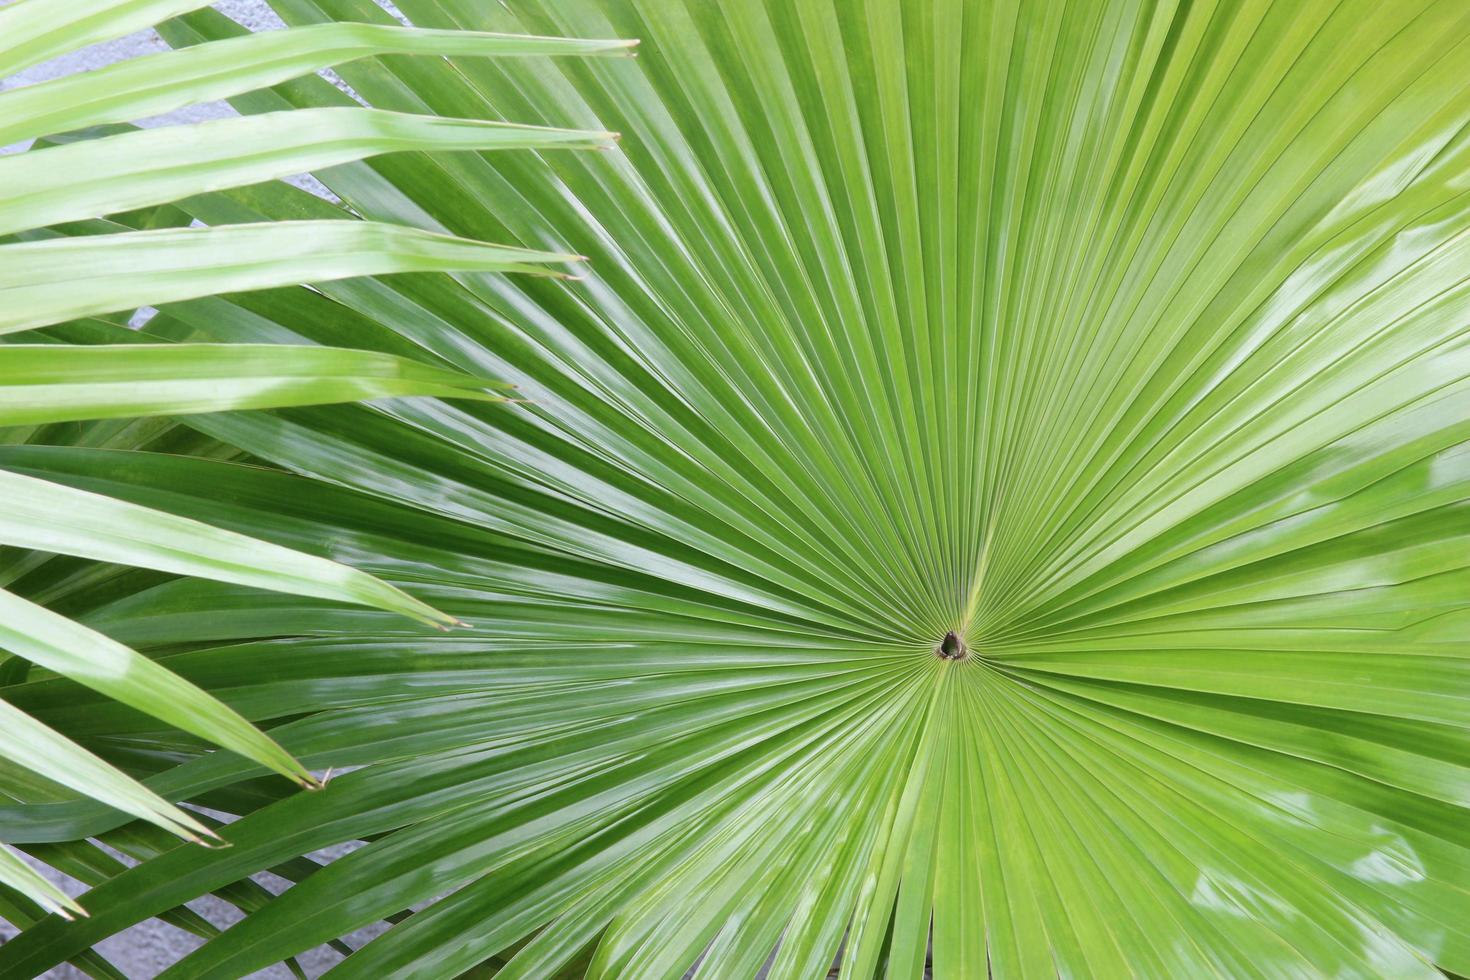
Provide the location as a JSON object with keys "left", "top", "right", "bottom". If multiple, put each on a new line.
{"left": 0, "top": 6, "right": 398, "bottom": 975}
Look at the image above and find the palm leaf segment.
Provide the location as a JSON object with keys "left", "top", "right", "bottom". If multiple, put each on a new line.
{"left": 0, "top": 0, "right": 629, "bottom": 918}
{"left": 4, "top": 0, "right": 1470, "bottom": 977}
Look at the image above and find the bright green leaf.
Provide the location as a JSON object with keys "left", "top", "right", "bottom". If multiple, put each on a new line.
{"left": 0, "top": 467, "right": 456, "bottom": 627}
{"left": 0, "top": 221, "right": 580, "bottom": 336}
{"left": 0, "top": 343, "right": 510, "bottom": 426}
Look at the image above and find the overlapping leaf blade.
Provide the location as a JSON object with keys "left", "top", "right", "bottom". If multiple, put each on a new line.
{"left": 0, "top": 21, "right": 633, "bottom": 146}
{"left": 0, "top": 342, "right": 514, "bottom": 426}
{"left": 0, "top": 0, "right": 630, "bottom": 920}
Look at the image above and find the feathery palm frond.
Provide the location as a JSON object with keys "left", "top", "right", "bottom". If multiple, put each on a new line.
{"left": 0, "top": 0, "right": 629, "bottom": 918}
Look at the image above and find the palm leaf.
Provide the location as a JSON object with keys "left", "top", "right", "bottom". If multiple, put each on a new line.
{"left": 0, "top": 0, "right": 630, "bottom": 916}
{"left": 0, "top": 844, "right": 80, "bottom": 922}
{"left": 0, "top": 342, "right": 515, "bottom": 425}
{"left": 3, "top": 0, "right": 1470, "bottom": 977}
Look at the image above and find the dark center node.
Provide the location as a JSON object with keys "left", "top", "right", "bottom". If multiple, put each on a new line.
{"left": 937, "top": 630, "right": 967, "bottom": 660}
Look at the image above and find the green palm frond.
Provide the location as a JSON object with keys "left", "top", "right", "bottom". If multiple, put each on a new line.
{"left": 0, "top": 0, "right": 630, "bottom": 916}
{"left": 3, "top": 0, "right": 1469, "bottom": 977}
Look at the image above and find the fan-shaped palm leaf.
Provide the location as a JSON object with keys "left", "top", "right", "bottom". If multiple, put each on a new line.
{"left": 3, "top": 0, "right": 1469, "bottom": 977}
